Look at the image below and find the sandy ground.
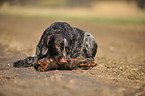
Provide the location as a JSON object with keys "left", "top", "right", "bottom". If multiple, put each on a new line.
{"left": 0, "top": 15, "right": 145, "bottom": 96}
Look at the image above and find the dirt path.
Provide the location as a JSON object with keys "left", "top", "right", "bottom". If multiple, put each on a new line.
{"left": 0, "top": 15, "right": 145, "bottom": 96}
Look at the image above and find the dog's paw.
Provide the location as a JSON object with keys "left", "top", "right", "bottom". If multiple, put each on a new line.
{"left": 13, "top": 60, "right": 24, "bottom": 67}
{"left": 34, "top": 59, "right": 50, "bottom": 72}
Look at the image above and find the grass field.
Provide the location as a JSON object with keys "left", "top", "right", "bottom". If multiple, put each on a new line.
{"left": 0, "top": 6, "right": 145, "bottom": 96}
{"left": 0, "top": 6, "right": 145, "bottom": 26}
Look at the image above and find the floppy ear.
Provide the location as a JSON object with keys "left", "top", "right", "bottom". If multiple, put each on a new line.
{"left": 36, "top": 35, "right": 52, "bottom": 58}
{"left": 41, "top": 45, "right": 48, "bottom": 56}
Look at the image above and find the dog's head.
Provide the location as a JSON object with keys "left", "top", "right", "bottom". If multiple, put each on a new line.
{"left": 48, "top": 34, "right": 71, "bottom": 64}
{"left": 36, "top": 22, "right": 73, "bottom": 64}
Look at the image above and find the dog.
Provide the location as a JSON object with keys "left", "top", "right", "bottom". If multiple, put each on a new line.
{"left": 14, "top": 22, "right": 97, "bottom": 69}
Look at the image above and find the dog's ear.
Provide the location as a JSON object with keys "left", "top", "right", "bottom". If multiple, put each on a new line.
{"left": 36, "top": 35, "right": 52, "bottom": 58}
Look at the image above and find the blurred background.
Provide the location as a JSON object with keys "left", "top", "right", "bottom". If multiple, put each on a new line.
{"left": 0, "top": 0, "right": 145, "bottom": 55}
{"left": 0, "top": 0, "right": 145, "bottom": 19}
{"left": 0, "top": 0, "right": 145, "bottom": 56}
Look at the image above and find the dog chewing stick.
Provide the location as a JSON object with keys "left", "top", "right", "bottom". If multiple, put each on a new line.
{"left": 34, "top": 58, "right": 97, "bottom": 72}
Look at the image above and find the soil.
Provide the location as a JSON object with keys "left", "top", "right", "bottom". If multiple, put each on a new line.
{"left": 0, "top": 15, "right": 145, "bottom": 96}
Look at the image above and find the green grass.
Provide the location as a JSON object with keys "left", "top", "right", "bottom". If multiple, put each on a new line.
{"left": 66, "top": 16, "right": 145, "bottom": 25}
{"left": 128, "top": 70, "right": 144, "bottom": 80}
{"left": 0, "top": 8, "right": 145, "bottom": 26}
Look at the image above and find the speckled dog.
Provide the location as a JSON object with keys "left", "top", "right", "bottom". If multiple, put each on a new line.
{"left": 14, "top": 22, "right": 97, "bottom": 71}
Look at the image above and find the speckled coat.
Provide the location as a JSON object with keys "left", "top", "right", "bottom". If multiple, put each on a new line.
{"left": 14, "top": 22, "right": 97, "bottom": 67}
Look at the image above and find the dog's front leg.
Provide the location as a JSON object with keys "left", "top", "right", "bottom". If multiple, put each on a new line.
{"left": 68, "top": 58, "right": 97, "bottom": 69}
{"left": 13, "top": 55, "right": 38, "bottom": 67}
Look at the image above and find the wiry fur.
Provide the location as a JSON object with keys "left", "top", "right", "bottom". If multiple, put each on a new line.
{"left": 13, "top": 22, "right": 97, "bottom": 68}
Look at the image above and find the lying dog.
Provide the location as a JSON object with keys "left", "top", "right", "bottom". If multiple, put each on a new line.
{"left": 14, "top": 22, "right": 97, "bottom": 71}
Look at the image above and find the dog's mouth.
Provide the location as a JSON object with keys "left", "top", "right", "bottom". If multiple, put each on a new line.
{"left": 54, "top": 56, "right": 69, "bottom": 65}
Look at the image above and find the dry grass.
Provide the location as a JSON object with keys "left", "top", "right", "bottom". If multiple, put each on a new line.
{"left": 0, "top": 9, "right": 145, "bottom": 95}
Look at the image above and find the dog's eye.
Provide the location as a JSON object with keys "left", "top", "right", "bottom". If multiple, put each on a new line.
{"left": 65, "top": 46, "right": 69, "bottom": 52}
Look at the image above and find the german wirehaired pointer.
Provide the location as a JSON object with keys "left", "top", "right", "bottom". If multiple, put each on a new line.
{"left": 14, "top": 22, "right": 97, "bottom": 71}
